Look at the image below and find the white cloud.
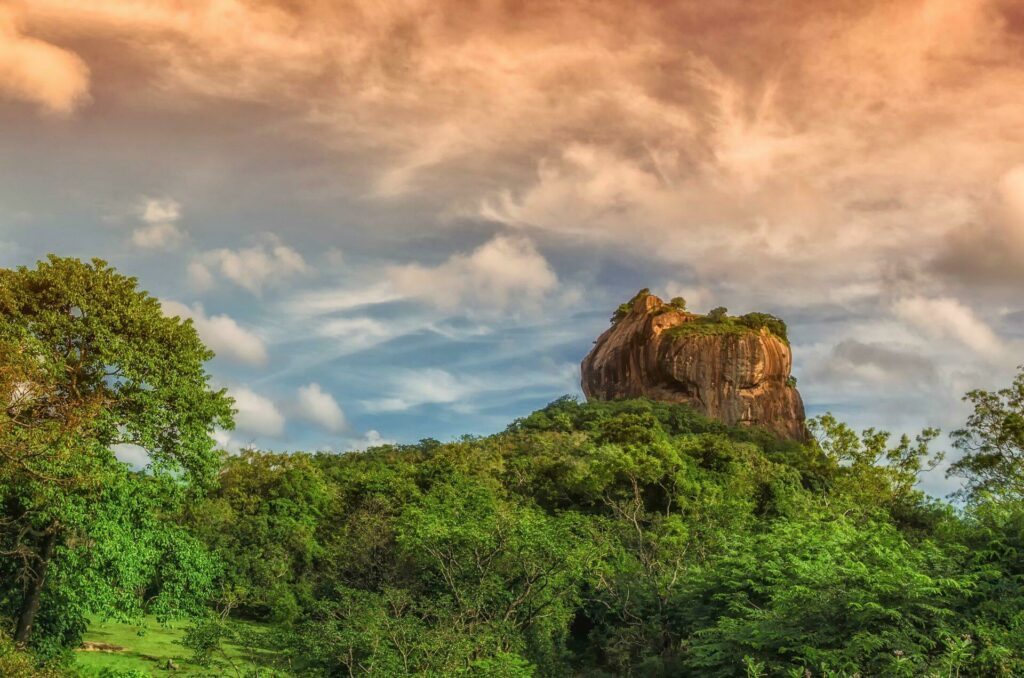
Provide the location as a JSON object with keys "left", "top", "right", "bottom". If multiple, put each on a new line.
{"left": 289, "top": 283, "right": 402, "bottom": 317}
{"left": 210, "top": 429, "right": 261, "bottom": 455}
{"left": 388, "top": 233, "right": 558, "bottom": 313}
{"left": 361, "top": 363, "right": 577, "bottom": 414}
{"left": 231, "top": 386, "right": 285, "bottom": 437}
{"left": 363, "top": 368, "right": 470, "bottom": 413}
{"left": 191, "top": 235, "right": 310, "bottom": 294}
{"left": 0, "top": 7, "right": 89, "bottom": 115}
{"left": 187, "top": 260, "right": 216, "bottom": 291}
{"left": 140, "top": 197, "right": 181, "bottom": 224}
{"left": 162, "top": 300, "right": 268, "bottom": 366}
{"left": 132, "top": 222, "right": 185, "bottom": 250}
{"left": 662, "top": 282, "right": 711, "bottom": 313}
{"left": 296, "top": 383, "right": 347, "bottom": 433}
{"left": 893, "top": 296, "right": 1005, "bottom": 358}
{"left": 131, "top": 197, "right": 185, "bottom": 250}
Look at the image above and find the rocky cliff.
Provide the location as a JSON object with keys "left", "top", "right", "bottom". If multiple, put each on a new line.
{"left": 581, "top": 292, "right": 808, "bottom": 440}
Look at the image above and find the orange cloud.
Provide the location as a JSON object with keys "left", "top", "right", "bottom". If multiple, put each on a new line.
{"left": 8, "top": 0, "right": 1024, "bottom": 296}
{"left": 0, "top": 7, "right": 89, "bottom": 114}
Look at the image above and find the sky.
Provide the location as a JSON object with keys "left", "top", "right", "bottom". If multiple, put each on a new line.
{"left": 1, "top": 0, "right": 1023, "bottom": 495}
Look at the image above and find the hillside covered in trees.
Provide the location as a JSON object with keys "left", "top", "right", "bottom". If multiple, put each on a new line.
{"left": 3, "top": 258, "right": 1024, "bottom": 677}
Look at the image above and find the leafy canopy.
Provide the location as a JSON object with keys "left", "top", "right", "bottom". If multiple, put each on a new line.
{"left": 0, "top": 256, "right": 233, "bottom": 651}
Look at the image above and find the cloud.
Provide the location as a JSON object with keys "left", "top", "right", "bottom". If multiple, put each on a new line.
{"left": 295, "top": 383, "right": 347, "bottom": 433}
{"left": 132, "top": 222, "right": 185, "bottom": 249}
{"left": 893, "top": 296, "right": 1005, "bottom": 357}
{"left": 314, "top": 316, "right": 402, "bottom": 355}
{"left": 210, "top": 429, "right": 257, "bottom": 455}
{"left": 140, "top": 197, "right": 181, "bottom": 224}
{"left": 231, "top": 386, "right": 285, "bottom": 437}
{"left": 191, "top": 235, "right": 310, "bottom": 294}
{"left": 815, "top": 339, "right": 939, "bottom": 388}
{"left": 131, "top": 197, "right": 185, "bottom": 250}
{"left": 11, "top": 0, "right": 1024, "bottom": 303}
{"left": 7, "top": 0, "right": 1024, "bottom": 497}
{"left": 932, "top": 164, "right": 1024, "bottom": 287}
{"left": 0, "top": 7, "right": 89, "bottom": 114}
{"left": 1000, "top": 164, "right": 1024, "bottom": 225}
{"left": 362, "top": 362, "right": 579, "bottom": 414}
{"left": 162, "top": 300, "right": 268, "bottom": 366}
{"left": 388, "top": 234, "right": 558, "bottom": 313}
{"left": 288, "top": 283, "right": 402, "bottom": 317}
{"left": 662, "top": 283, "right": 712, "bottom": 314}
{"left": 363, "top": 368, "right": 469, "bottom": 413}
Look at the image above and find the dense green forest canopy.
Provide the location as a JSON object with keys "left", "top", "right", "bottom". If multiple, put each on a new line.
{"left": 2, "top": 258, "right": 1024, "bottom": 677}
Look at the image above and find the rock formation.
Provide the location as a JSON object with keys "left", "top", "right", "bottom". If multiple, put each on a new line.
{"left": 581, "top": 291, "right": 808, "bottom": 440}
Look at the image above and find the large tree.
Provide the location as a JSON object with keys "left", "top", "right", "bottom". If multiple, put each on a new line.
{"left": 949, "top": 366, "right": 1024, "bottom": 502}
{"left": 0, "top": 256, "right": 233, "bottom": 648}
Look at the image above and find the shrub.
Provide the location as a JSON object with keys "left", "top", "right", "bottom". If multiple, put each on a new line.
{"left": 737, "top": 312, "right": 789, "bottom": 343}
{"left": 610, "top": 288, "right": 652, "bottom": 323}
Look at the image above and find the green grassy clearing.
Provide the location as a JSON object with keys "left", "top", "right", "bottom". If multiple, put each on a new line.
{"left": 75, "top": 616, "right": 278, "bottom": 677}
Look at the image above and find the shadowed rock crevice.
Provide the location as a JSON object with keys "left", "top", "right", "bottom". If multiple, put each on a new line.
{"left": 581, "top": 291, "right": 808, "bottom": 440}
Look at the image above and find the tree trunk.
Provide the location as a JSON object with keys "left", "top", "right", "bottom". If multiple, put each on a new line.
{"left": 14, "top": 527, "right": 58, "bottom": 647}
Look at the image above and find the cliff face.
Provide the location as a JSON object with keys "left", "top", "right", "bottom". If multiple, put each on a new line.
{"left": 581, "top": 293, "right": 808, "bottom": 440}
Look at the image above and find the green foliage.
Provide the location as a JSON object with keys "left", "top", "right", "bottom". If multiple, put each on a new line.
{"left": 665, "top": 308, "right": 790, "bottom": 344}
{"left": 611, "top": 303, "right": 632, "bottom": 323}
{"left": 186, "top": 450, "right": 329, "bottom": 623}
{"left": 182, "top": 614, "right": 288, "bottom": 675}
{"left": 610, "top": 288, "right": 651, "bottom": 323}
{"left": 680, "top": 518, "right": 968, "bottom": 676}
{"left": 606, "top": 291, "right": 788, "bottom": 345}
{"left": 0, "top": 630, "right": 66, "bottom": 677}
{"left": 0, "top": 256, "right": 231, "bottom": 653}
{"left": 158, "top": 393, "right": 1020, "bottom": 676}
{"left": 736, "top": 312, "right": 789, "bottom": 343}
{"left": 707, "top": 306, "right": 729, "bottom": 322}
{"left": 949, "top": 366, "right": 1024, "bottom": 502}
{"left": 666, "top": 319, "right": 755, "bottom": 341}
{"left": 0, "top": 263, "right": 1018, "bottom": 676}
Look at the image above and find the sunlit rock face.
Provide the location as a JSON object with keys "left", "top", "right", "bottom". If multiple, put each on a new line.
{"left": 581, "top": 293, "right": 808, "bottom": 441}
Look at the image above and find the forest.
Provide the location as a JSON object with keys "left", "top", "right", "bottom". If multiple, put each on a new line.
{"left": 3, "top": 256, "right": 1024, "bottom": 677}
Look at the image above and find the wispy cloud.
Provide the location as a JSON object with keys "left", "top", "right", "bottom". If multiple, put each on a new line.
{"left": 388, "top": 234, "right": 558, "bottom": 314}
{"left": 893, "top": 296, "right": 1006, "bottom": 358}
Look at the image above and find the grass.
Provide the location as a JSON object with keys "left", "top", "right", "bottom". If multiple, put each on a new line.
{"left": 75, "top": 615, "right": 280, "bottom": 677}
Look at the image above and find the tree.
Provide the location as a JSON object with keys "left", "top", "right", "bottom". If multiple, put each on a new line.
{"left": 0, "top": 256, "right": 233, "bottom": 648}
{"left": 949, "top": 366, "right": 1024, "bottom": 501}
{"left": 808, "top": 413, "right": 942, "bottom": 503}
{"left": 706, "top": 307, "right": 728, "bottom": 323}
